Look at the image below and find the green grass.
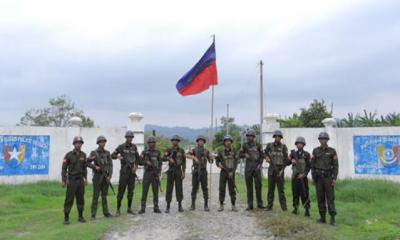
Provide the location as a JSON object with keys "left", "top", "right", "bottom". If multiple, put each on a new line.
{"left": 0, "top": 178, "right": 164, "bottom": 240}
{"left": 235, "top": 174, "right": 400, "bottom": 240}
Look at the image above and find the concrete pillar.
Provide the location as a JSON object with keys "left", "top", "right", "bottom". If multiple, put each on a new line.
{"left": 128, "top": 112, "right": 145, "bottom": 152}
{"left": 262, "top": 113, "right": 280, "bottom": 148}
{"left": 322, "top": 118, "right": 337, "bottom": 149}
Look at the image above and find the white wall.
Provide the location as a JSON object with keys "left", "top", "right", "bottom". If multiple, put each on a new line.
{"left": 261, "top": 114, "right": 400, "bottom": 182}
{"left": 0, "top": 113, "right": 145, "bottom": 184}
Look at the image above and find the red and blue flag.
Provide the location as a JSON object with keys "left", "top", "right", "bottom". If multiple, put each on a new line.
{"left": 176, "top": 43, "right": 218, "bottom": 96}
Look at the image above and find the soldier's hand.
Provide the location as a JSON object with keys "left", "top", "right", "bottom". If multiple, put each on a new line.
{"left": 291, "top": 159, "right": 296, "bottom": 165}
{"left": 106, "top": 176, "right": 111, "bottom": 183}
{"left": 245, "top": 153, "right": 250, "bottom": 159}
{"left": 84, "top": 178, "right": 88, "bottom": 185}
{"left": 62, "top": 181, "right": 67, "bottom": 188}
{"left": 146, "top": 160, "right": 152, "bottom": 166}
{"left": 193, "top": 157, "right": 199, "bottom": 163}
{"left": 118, "top": 155, "right": 123, "bottom": 160}
{"left": 297, "top": 173, "right": 305, "bottom": 179}
{"left": 331, "top": 179, "right": 336, "bottom": 187}
{"left": 182, "top": 172, "right": 185, "bottom": 180}
{"left": 169, "top": 159, "right": 176, "bottom": 165}
{"left": 228, "top": 172, "right": 233, "bottom": 179}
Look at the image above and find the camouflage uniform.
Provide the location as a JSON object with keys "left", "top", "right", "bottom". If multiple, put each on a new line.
{"left": 265, "top": 138, "right": 290, "bottom": 211}
{"left": 216, "top": 135, "right": 238, "bottom": 210}
{"left": 138, "top": 137, "right": 162, "bottom": 213}
{"left": 87, "top": 136, "right": 113, "bottom": 218}
{"left": 311, "top": 132, "right": 339, "bottom": 225}
{"left": 289, "top": 137, "right": 311, "bottom": 215}
{"left": 163, "top": 135, "right": 186, "bottom": 212}
{"left": 188, "top": 136, "right": 212, "bottom": 211}
{"left": 111, "top": 131, "right": 140, "bottom": 213}
{"left": 62, "top": 136, "right": 87, "bottom": 224}
{"left": 240, "top": 130, "right": 265, "bottom": 209}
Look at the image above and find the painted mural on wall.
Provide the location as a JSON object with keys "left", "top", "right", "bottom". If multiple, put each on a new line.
{"left": 354, "top": 135, "right": 400, "bottom": 175}
{"left": 0, "top": 135, "right": 50, "bottom": 176}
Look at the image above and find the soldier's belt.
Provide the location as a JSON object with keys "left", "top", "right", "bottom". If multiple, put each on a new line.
{"left": 68, "top": 175, "right": 84, "bottom": 180}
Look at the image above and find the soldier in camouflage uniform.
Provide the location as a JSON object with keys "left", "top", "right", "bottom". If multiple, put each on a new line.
{"left": 87, "top": 136, "right": 113, "bottom": 219}
{"left": 111, "top": 130, "right": 140, "bottom": 216}
{"left": 186, "top": 135, "right": 213, "bottom": 211}
{"left": 62, "top": 136, "right": 87, "bottom": 225}
{"left": 163, "top": 135, "right": 186, "bottom": 213}
{"left": 311, "top": 132, "right": 339, "bottom": 226}
{"left": 265, "top": 130, "right": 290, "bottom": 211}
{"left": 216, "top": 135, "right": 239, "bottom": 212}
{"left": 138, "top": 136, "right": 162, "bottom": 214}
{"left": 239, "top": 129, "right": 265, "bottom": 210}
{"left": 288, "top": 136, "right": 311, "bottom": 216}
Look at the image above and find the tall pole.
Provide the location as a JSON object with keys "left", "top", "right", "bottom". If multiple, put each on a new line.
{"left": 208, "top": 34, "right": 216, "bottom": 204}
{"left": 259, "top": 60, "right": 264, "bottom": 147}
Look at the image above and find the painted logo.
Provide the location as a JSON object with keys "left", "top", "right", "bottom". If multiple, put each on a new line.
{"left": 377, "top": 145, "right": 400, "bottom": 167}
{"left": 4, "top": 144, "right": 26, "bottom": 167}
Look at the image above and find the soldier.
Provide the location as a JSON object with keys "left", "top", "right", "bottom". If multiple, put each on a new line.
{"left": 264, "top": 130, "right": 290, "bottom": 211}
{"left": 288, "top": 136, "right": 311, "bottom": 216}
{"left": 138, "top": 136, "right": 162, "bottom": 214}
{"left": 87, "top": 136, "right": 113, "bottom": 219}
{"left": 62, "top": 136, "right": 87, "bottom": 225}
{"left": 216, "top": 135, "right": 239, "bottom": 212}
{"left": 311, "top": 132, "right": 339, "bottom": 226}
{"left": 239, "top": 129, "right": 265, "bottom": 210}
{"left": 111, "top": 130, "right": 140, "bottom": 216}
{"left": 163, "top": 135, "right": 186, "bottom": 213}
{"left": 186, "top": 135, "right": 213, "bottom": 211}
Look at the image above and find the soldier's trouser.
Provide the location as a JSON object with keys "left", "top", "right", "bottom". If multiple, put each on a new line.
{"left": 292, "top": 177, "right": 310, "bottom": 210}
{"left": 117, "top": 170, "right": 135, "bottom": 208}
{"left": 267, "top": 169, "right": 287, "bottom": 210}
{"left": 245, "top": 169, "right": 263, "bottom": 207}
{"left": 166, "top": 169, "right": 183, "bottom": 203}
{"left": 191, "top": 168, "right": 208, "bottom": 201}
{"left": 141, "top": 171, "right": 159, "bottom": 208}
{"left": 91, "top": 174, "right": 110, "bottom": 216}
{"left": 219, "top": 170, "right": 236, "bottom": 204}
{"left": 64, "top": 176, "right": 85, "bottom": 215}
{"left": 315, "top": 176, "right": 336, "bottom": 216}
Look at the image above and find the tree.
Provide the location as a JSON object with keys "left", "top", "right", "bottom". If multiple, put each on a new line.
{"left": 19, "top": 95, "right": 95, "bottom": 127}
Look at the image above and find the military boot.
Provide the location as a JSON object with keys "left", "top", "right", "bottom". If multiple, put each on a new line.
{"left": 218, "top": 202, "right": 224, "bottom": 212}
{"left": 64, "top": 213, "right": 70, "bottom": 225}
{"left": 154, "top": 205, "right": 161, "bottom": 213}
{"left": 330, "top": 215, "right": 336, "bottom": 226}
{"left": 305, "top": 208, "right": 310, "bottom": 217}
{"left": 139, "top": 204, "right": 146, "bottom": 214}
{"left": 190, "top": 199, "right": 196, "bottom": 211}
{"left": 292, "top": 208, "right": 299, "bottom": 215}
{"left": 204, "top": 200, "right": 210, "bottom": 212}
{"left": 232, "top": 204, "right": 238, "bottom": 212}
{"left": 78, "top": 211, "right": 86, "bottom": 223}
{"left": 317, "top": 212, "right": 326, "bottom": 224}
{"left": 165, "top": 202, "right": 171, "bottom": 213}
{"left": 178, "top": 201, "right": 184, "bottom": 212}
{"left": 116, "top": 209, "right": 121, "bottom": 217}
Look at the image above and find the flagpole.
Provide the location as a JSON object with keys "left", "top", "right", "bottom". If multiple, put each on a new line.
{"left": 259, "top": 60, "right": 264, "bottom": 147}
{"left": 209, "top": 34, "right": 216, "bottom": 205}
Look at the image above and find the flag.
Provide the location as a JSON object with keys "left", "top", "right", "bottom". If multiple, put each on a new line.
{"left": 176, "top": 42, "right": 218, "bottom": 96}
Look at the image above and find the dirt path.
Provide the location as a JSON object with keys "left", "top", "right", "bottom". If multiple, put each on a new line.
{"left": 103, "top": 174, "right": 274, "bottom": 240}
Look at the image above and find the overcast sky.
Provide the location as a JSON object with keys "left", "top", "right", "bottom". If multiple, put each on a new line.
{"left": 0, "top": 0, "right": 399, "bottom": 128}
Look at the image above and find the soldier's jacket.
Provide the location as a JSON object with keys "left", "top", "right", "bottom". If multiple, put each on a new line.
{"left": 240, "top": 142, "right": 264, "bottom": 171}
{"left": 163, "top": 146, "right": 186, "bottom": 172}
{"left": 87, "top": 148, "right": 113, "bottom": 177}
{"left": 188, "top": 146, "right": 212, "bottom": 169}
{"left": 216, "top": 147, "right": 238, "bottom": 171}
{"left": 139, "top": 148, "right": 162, "bottom": 175}
{"left": 311, "top": 145, "right": 339, "bottom": 180}
{"left": 62, "top": 149, "right": 87, "bottom": 182}
{"left": 265, "top": 142, "right": 290, "bottom": 166}
{"left": 289, "top": 149, "right": 311, "bottom": 178}
{"left": 111, "top": 142, "right": 140, "bottom": 172}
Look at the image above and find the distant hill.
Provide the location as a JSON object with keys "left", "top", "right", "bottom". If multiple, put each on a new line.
{"left": 145, "top": 124, "right": 217, "bottom": 141}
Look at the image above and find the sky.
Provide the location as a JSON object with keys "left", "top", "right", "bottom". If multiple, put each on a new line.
{"left": 0, "top": 0, "right": 399, "bottom": 128}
